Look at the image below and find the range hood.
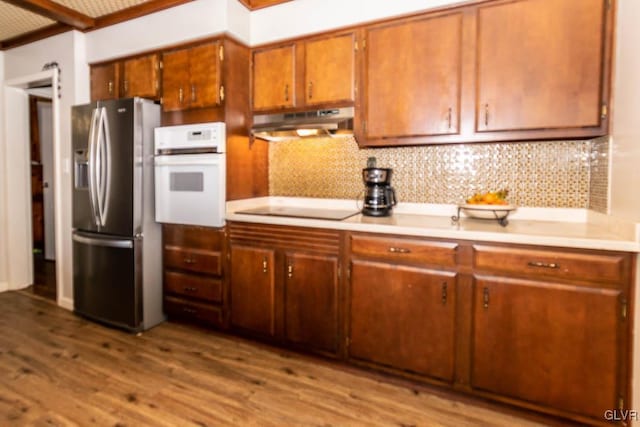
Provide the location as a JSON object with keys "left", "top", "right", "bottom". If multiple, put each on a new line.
{"left": 252, "top": 107, "right": 354, "bottom": 141}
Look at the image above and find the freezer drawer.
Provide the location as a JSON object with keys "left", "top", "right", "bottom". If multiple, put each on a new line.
{"left": 73, "top": 231, "right": 142, "bottom": 331}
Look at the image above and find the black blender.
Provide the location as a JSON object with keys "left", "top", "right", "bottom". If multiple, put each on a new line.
{"left": 362, "top": 157, "right": 397, "bottom": 217}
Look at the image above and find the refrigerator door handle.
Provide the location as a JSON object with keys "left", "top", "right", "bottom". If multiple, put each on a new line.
{"left": 95, "top": 107, "right": 112, "bottom": 227}
{"left": 87, "top": 107, "right": 100, "bottom": 226}
{"left": 72, "top": 232, "right": 134, "bottom": 249}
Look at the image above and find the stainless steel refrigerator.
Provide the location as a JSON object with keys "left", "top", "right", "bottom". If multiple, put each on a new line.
{"left": 72, "top": 97, "right": 164, "bottom": 332}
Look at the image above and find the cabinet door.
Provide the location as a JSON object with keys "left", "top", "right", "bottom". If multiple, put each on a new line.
{"left": 123, "top": 54, "right": 160, "bottom": 99}
{"left": 476, "top": 0, "right": 605, "bottom": 132}
{"left": 304, "top": 33, "right": 355, "bottom": 106}
{"left": 90, "top": 62, "right": 119, "bottom": 101}
{"left": 189, "top": 42, "right": 222, "bottom": 109}
{"left": 363, "top": 13, "right": 462, "bottom": 140}
{"left": 161, "top": 49, "right": 190, "bottom": 112}
{"left": 472, "top": 276, "right": 622, "bottom": 418}
{"left": 253, "top": 44, "right": 295, "bottom": 110}
{"left": 230, "top": 245, "right": 276, "bottom": 336}
{"left": 284, "top": 252, "right": 338, "bottom": 353}
{"left": 349, "top": 260, "right": 456, "bottom": 381}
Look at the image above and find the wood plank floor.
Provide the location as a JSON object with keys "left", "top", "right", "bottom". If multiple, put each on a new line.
{"left": 0, "top": 291, "right": 550, "bottom": 427}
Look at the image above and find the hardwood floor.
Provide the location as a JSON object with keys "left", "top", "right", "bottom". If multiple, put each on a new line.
{"left": 32, "top": 254, "right": 56, "bottom": 301}
{"left": 0, "top": 291, "right": 549, "bottom": 426}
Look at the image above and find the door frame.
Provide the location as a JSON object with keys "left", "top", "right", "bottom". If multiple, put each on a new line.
{"left": 3, "top": 69, "right": 63, "bottom": 306}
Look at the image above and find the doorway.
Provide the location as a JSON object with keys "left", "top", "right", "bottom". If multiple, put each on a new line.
{"left": 3, "top": 68, "right": 64, "bottom": 307}
{"left": 29, "top": 95, "right": 56, "bottom": 300}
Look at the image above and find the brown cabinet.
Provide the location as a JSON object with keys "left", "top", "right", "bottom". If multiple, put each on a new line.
{"left": 252, "top": 44, "right": 295, "bottom": 111}
{"left": 162, "top": 41, "right": 223, "bottom": 112}
{"left": 357, "top": 0, "right": 613, "bottom": 146}
{"left": 475, "top": 0, "right": 606, "bottom": 133}
{"left": 348, "top": 234, "right": 458, "bottom": 381}
{"left": 228, "top": 222, "right": 341, "bottom": 355}
{"left": 470, "top": 244, "right": 631, "bottom": 422}
{"left": 229, "top": 245, "right": 276, "bottom": 336}
{"left": 360, "top": 12, "right": 463, "bottom": 142}
{"left": 162, "top": 225, "right": 225, "bottom": 327}
{"left": 90, "top": 62, "right": 120, "bottom": 101}
{"left": 252, "top": 32, "right": 355, "bottom": 111}
{"left": 122, "top": 53, "right": 160, "bottom": 99}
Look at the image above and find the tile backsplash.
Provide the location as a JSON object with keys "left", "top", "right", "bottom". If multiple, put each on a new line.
{"left": 269, "top": 136, "right": 607, "bottom": 209}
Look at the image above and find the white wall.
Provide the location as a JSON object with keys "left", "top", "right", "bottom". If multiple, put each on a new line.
{"left": 610, "top": 0, "right": 640, "bottom": 223}
{"left": 250, "top": 0, "right": 457, "bottom": 44}
{"left": 0, "top": 51, "right": 6, "bottom": 291}
{"left": 85, "top": 0, "right": 250, "bottom": 63}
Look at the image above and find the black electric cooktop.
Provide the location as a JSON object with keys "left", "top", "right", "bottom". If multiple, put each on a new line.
{"left": 234, "top": 206, "right": 361, "bottom": 221}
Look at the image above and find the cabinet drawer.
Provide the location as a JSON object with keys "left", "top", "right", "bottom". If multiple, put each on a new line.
{"left": 164, "top": 247, "right": 222, "bottom": 275}
{"left": 473, "top": 245, "right": 628, "bottom": 284}
{"left": 163, "top": 225, "right": 224, "bottom": 251}
{"left": 165, "top": 271, "right": 222, "bottom": 302}
{"left": 350, "top": 234, "right": 458, "bottom": 267}
{"left": 165, "top": 296, "right": 223, "bottom": 327}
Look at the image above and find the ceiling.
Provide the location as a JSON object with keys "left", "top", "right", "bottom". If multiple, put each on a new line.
{"left": 0, "top": 0, "right": 294, "bottom": 50}
{"left": 0, "top": 0, "right": 196, "bottom": 50}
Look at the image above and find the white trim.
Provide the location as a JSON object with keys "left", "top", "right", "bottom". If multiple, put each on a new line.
{"left": 58, "top": 296, "right": 74, "bottom": 311}
{"left": 3, "top": 69, "right": 66, "bottom": 309}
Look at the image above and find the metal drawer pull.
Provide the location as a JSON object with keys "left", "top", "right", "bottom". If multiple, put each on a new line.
{"left": 527, "top": 261, "right": 559, "bottom": 269}
{"left": 182, "top": 307, "right": 197, "bottom": 314}
{"left": 441, "top": 282, "right": 447, "bottom": 305}
{"left": 287, "top": 264, "right": 293, "bottom": 278}
{"left": 183, "top": 287, "right": 197, "bottom": 292}
{"left": 389, "top": 247, "right": 411, "bottom": 254}
{"left": 183, "top": 258, "right": 196, "bottom": 264}
{"left": 263, "top": 257, "right": 268, "bottom": 273}
{"left": 483, "top": 287, "right": 489, "bottom": 309}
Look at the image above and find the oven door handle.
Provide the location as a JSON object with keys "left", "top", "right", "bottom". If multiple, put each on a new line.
{"left": 154, "top": 154, "right": 224, "bottom": 166}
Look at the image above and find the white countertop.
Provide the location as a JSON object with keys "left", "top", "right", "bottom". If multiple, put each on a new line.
{"left": 226, "top": 197, "right": 640, "bottom": 252}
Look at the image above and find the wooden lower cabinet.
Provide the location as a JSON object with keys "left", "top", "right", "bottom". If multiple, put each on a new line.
{"left": 349, "top": 260, "right": 456, "bottom": 381}
{"left": 228, "top": 222, "right": 341, "bottom": 355}
{"left": 471, "top": 275, "right": 622, "bottom": 419}
{"left": 162, "top": 225, "right": 225, "bottom": 328}
{"left": 284, "top": 252, "right": 338, "bottom": 353}
{"left": 229, "top": 245, "right": 276, "bottom": 336}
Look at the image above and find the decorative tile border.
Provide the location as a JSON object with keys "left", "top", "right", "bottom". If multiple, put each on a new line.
{"left": 269, "top": 136, "right": 593, "bottom": 208}
{"left": 588, "top": 135, "right": 610, "bottom": 214}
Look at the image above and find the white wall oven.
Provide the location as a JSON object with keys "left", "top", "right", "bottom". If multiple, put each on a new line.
{"left": 154, "top": 122, "right": 226, "bottom": 227}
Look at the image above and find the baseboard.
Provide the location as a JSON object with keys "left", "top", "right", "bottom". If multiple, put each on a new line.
{"left": 58, "top": 296, "right": 74, "bottom": 311}
{"left": 0, "top": 282, "right": 8, "bottom": 292}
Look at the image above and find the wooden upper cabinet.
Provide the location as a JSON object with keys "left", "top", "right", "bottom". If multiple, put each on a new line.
{"left": 90, "top": 62, "right": 119, "bottom": 101}
{"left": 162, "top": 41, "right": 223, "bottom": 112}
{"left": 476, "top": 0, "right": 606, "bottom": 132}
{"left": 122, "top": 53, "right": 160, "bottom": 99}
{"left": 304, "top": 33, "right": 355, "bottom": 106}
{"left": 252, "top": 44, "right": 295, "bottom": 111}
{"left": 361, "top": 13, "right": 463, "bottom": 143}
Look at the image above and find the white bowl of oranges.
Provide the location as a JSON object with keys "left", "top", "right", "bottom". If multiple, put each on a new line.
{"left": 459, "top": 189, "right": 515, "bottom": 219}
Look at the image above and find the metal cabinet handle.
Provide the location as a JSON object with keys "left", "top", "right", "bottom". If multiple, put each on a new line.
{"left": 191, "top": 84, "right": 196, "bottom": 102}
{"left": 108, "top": 81, "right": 113, "bottom": 95}
{"left": 123, "top": 80, "right": 129, "bottom": 94}
{"left": 178, "top": 87, "right": 184, "bottom": 104}
{"left": 308, "top": 81, "right": 313, "bottom": 99}
{"left": 388, "top": 247, "right": 411, "bottom": 254}
{"left": 484, "top": 103, "right": 489, "bottom": 127}
{"left": 183, "top": 257, "right": 195, "bottom": 264}
{"left": 483, "top": 287, "right": 489, "bottom": 309}
{"left": 527, "top": 261, "right": 560, "bottom": 269}
{"left": 442, "top": 282, "right": 448, "bottom": 305}
{"left": 284, "top": 84, "right": 289, "bottom": 102}
{"left": 262, "top": 257, "right": 268, "bottom": 273}
{"left": 183, "top": 287, "right": 198, "bottom": 292}
{"left": 447, "top": 107, "right": 452, "bottom": 129}
{"left": 182, "top": 307, "right": 197, "bottom": 314}
{"left": 287, "top": 264, "right": 293, "bottom": 278}
{"left": 219, "top": 85, "right": 225, "bottom": 102}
